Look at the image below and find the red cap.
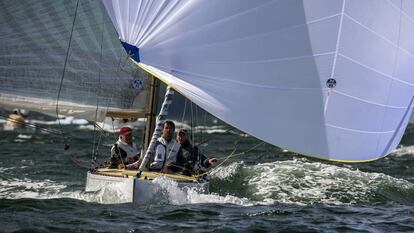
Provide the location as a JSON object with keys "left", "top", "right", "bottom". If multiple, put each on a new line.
{"left": 119, "top": 126, "right": 132, "bottom": 135}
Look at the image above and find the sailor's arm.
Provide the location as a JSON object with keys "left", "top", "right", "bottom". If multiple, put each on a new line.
{"left": 198, "top": 149, "right": 217, "bottom": 167}
{"left": 149, "top": 144, "right": 165, "bottom": 170}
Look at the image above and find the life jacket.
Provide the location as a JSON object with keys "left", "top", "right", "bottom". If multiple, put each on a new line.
{"left": 114, "top": 137, "right": 138, "bottom": 157}
{"left": 109, "top": 138, "right": 139, "bottom": 168}
{"left": 150, "top": 137, "right": 180, "bottom": 172}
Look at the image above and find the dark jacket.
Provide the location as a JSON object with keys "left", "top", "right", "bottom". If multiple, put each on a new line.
{"left": 180, "top": 140, "right": 212, "bottom": 171}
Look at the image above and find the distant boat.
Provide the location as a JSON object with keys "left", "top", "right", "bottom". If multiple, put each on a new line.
{"left": 5, "top": 109, "right": 25, "bottom": 129}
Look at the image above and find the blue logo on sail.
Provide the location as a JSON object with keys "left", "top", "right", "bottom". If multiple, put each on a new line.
{"left": 132, "top": 79, "right": 143, "bottom": 90}
{"left": 121, "top": 41, "right": 140, "bottom": 62}
{"left": 326, "top": 78, "right": 336, "bottom": 88}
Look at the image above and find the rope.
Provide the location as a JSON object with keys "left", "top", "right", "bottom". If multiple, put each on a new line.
{"left": 194, "top": 148, "right": 237, "bottom": 178}
{"left": 194, "top": 142, "right": 265, "bottom": 178}
{"left": 215, "top": 141, "right": 265, "bottom": 161}
{"left": 166, "top": 141, "right": 265, "bottom": 179}
{"left": 68, "top": 153, "right": 90, "bottom": 170}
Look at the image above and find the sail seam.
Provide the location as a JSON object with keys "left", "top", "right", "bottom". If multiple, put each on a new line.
{"left": 325, "top": 0, "right": 346, "bottom": 118}
{"left": 144, "top": 63, "right": 327, "bottom": 90}
{"left": 146, "top": 12, "right": 341, "bottom": 52}
{"left": 339, "top": 53, "right": 414, "bottom": 87}
{"left": 329, "top": 0, "right": 346, "bottom": 82}
{"left": 326, "top": 123, "right": 399, "bottom": 134}
{"left": 344, "top": 12, "right": 414, "bottom": 59}
{"left": 332, "top": 90, "right": 412, "bottom": 109}
{"left": 387, "top": 0, "right": 414, "bottom": 25}
{"left": 207, "top": 52, "right": 335, "bottom": 64}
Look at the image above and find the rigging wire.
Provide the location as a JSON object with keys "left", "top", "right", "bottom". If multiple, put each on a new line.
{"left": 190, "top": 101, "right": 194, "bottom": 144}
{"left": 195, "top": 141, "right": 265, "bottom": 178}
{"left": 90, "top": 5, "right": 105, "bottom": 170}
{"left": 55, "top": 0, "right": 80, "bottom": 151}
{"left": 195, "top": 104, "right": 199, "bottom": 145}
{"left": 69, "top": 153, "right": 90, "bottom": 169}
{"left": 166, "top": 141, "right": 265, "bottom": 181}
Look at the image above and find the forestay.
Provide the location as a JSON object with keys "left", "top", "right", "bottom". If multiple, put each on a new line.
{"left": 0, "top": 0, "right": 149, "bottom": 121}
{"left": 102, "top": 0, "right": 414, "bottom": 161}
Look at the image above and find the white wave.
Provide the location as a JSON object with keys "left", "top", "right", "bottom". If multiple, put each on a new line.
{"left": 151, "top": 176, "right": 253, "bottom": 206}
{"left": 0, "top": 177, "right": 133, "bottom": 204}
{"left": 2, "top": 159, "right": 412, "bottom": 206}
{"left": 247, "top": 159, "right": 414, "bottom": 205}
{"left": 210, "top": 161, "right": 243, "bottom": 179}
{"left": 78, "top": 124, "right": 118, "bottom": 133}
{"left": 79, "top": 118, "right": 145, "bottom": 132}
{"left": 76, "top": 183, "right": 134, "bottom": 204}
{"left": 175, "top": 123, "right": 230, "bottom": 135}
{"left": 392, "top": 145, "right": 414, "bottom": 156}
{"left": 0, "top": 178, "right": 67, "bottom": 199}
{"left": 29, "top": 117, "right": 88, "bottom": 126}
{"left": 17, "top": 134, "right": 32, "bottom": 139}
{"left": 0, "top": 167, "right": 16, "bottom": 172}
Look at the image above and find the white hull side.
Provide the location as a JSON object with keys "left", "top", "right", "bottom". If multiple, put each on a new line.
{"left": 85, "top": 172, "right": 208, "bottom": 204}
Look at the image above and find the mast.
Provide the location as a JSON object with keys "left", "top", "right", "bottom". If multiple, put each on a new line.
{"left": 135, "top": 86, "right": 175, "bottom": 174}
{"left": 143, "top": 76, "right": 160, "bottom": 152}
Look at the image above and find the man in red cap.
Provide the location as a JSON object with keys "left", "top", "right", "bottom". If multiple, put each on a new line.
{"left": 109, "top": 126, "right": 140, "bottom": 169}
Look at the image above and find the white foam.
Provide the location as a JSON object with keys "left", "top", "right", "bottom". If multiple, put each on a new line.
{"left": 17, "top": 134, "right": 32, "bottom": 139}
{"left": 175, "top": 123, "right": 230, "bottom": 135}
{"left": 392, "top": 145, "right": 414, "bottom": 156}
{"left": 79, "top": 118, "right": 145, "bottom": 132}
{"left": 210, "top": 161, "right": 243, "bottom": 179}
{"left": 2, "top": 159, "right": 412, "bottom": 206}
{"left": 151, "top": 176, "right": 253, "bottom": 206}
{"left": 248, "top": 159, "right": 414, "bottom": 205}
{"left": 29, "top": 117, "right": 88, "bottom": 126}
{"left": 0, "top": 177, "right": 134, "bottom": 204}
{"left": 0, "top": 178, "right": 67, "bottom": 199}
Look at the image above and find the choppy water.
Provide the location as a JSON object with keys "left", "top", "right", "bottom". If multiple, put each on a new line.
{"left": 1, "top": 120, "right": 414, "bottom": 232}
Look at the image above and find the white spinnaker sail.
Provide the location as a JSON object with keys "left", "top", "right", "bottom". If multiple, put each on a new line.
{"left": 102, "top": 0, "right": 414, "bottom": 161}
{"left": 0, "top": 0, "right": 149, "bottom": 122}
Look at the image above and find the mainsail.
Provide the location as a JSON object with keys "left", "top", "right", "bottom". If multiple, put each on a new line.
{"left": 0, "top": 0, "right": 150, "bottom": 122}
{"left": 102, "top": 0, "right": 414, "bottom": 162}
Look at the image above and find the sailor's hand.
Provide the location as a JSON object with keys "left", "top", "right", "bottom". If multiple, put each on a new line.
{"left": 208, "top": 158, "right": 218, "bottom": 165}
{"left": 126, "top": 156, "right": 134, "bottom": 164}
{"left": 118, "top": 164, "right": 125, "bottom": 169}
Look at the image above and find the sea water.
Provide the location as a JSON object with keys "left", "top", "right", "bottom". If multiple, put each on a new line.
{"left": 0, "top": 121, "right": 413, "bottom": 232}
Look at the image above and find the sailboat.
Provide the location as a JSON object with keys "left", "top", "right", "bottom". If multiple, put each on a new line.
{"left": 0, "top": 0, "right": 209, "bottom": 204}
{"left": 91, "top": 0, "right": 414, "bottom": 202}
{"left": 1, "top": 0, "right": 414, "bottom": 203}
